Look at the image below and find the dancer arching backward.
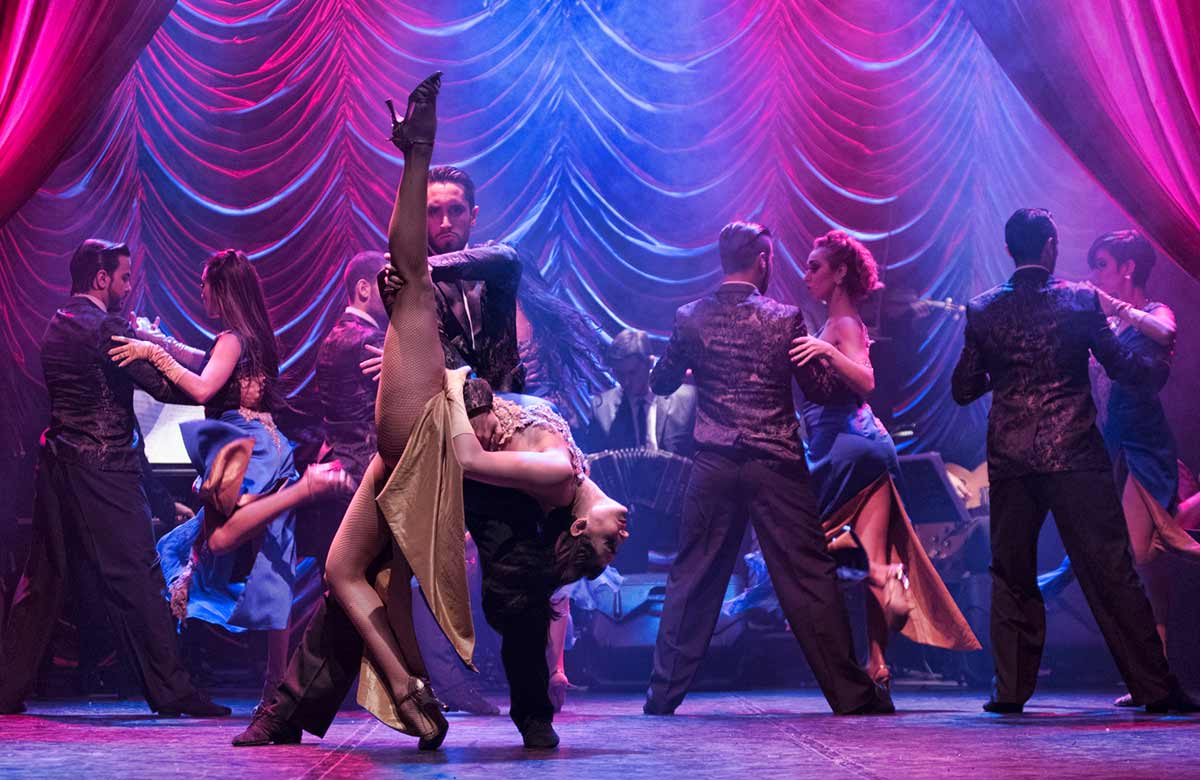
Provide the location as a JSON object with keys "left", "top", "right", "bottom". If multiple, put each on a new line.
{"left": 321, "top": 72, "right": 628, "bottom": 750}
{"left": 791, "top": 230, "right": 980, "bottom": 690}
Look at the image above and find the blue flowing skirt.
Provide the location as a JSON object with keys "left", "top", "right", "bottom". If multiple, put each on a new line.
{"left": 157, "top": 412, "right": 299, "bottom": 632}
{"left": 803, "top": 401, "right": 900, "bottom": 520}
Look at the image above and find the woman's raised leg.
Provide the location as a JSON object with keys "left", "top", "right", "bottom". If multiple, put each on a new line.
{"left": 374, "top": 74, "right": 449, "bottom": 468}
{"left": 325, "top": 456, "right": 442, "bottom": 742}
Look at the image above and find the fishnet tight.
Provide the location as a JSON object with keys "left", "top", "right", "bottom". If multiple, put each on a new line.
{"left": 324, "top": 145, "right": 445, "bottom": 734}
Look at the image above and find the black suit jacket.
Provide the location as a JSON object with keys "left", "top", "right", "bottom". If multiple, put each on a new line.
{"left": 315, "top": 309, "right": 385, "bottom": 482}
{"left": 379, "top": 243, "right": 525, "bottom": 392}
{"left": 430, "top": 244, "right": 525, "bottom": 393}
{"left": 41, "top": 297, "right": 187, "bottom": 473}
{"left": 951, "top": 266, "right": 1167, "bottom": 481}
{"left": 650, "top": 283, "right": 834, "bottom": 463}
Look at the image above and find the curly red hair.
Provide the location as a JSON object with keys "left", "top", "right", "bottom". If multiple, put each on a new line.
{"left": 812, "top": 230, "right": 882, "bottom": 303}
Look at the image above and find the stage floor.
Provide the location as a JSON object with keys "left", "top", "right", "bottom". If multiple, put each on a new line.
{"left": 3, "top": 689, "right": 1197, "bottom": 780}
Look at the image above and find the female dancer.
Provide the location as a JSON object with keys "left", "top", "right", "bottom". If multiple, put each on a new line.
{"left": 1084, "top": 229, "right": 1200, "bottom": 705}
{"left": 790, "top": 230, "right": 980, "bottom": 689}
{"left": 322, "top": 72, "right": 627, "bottom": 750}
{"left": 109, "top": 249, "right": 351, "bottom": 706}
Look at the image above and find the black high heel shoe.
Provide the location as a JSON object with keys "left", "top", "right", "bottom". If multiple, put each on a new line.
{"left": 386, "top": 71, "right": 442, "bottom": 152}
{"left": 392, "top": 678, "right": 449, "bottom": 751}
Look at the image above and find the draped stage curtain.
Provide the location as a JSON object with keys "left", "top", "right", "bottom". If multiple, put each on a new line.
{"left": 0, "top": 1, "right": 176, "bottom": 227}
{"left": 0, "top": 0, "right": 1197, "bottom": 476}
{"left": 964, "top": 0, "right": 1200, "bottom": 279}
{"left": 0, "top": 0, "right": 177, "bottom": 448}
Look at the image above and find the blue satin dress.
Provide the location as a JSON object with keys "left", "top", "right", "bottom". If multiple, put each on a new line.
{"left": 1103, "top": 303, "right": 1177, "bottom": 510}
{"left": 1039, "top": 303, "right": 1177, "bottom": 597}
{"left": 801, "top": 388, "right": 901, "bottom": 520}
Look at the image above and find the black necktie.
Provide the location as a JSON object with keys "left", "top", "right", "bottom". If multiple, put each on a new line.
{"left": 634, "top": 399, "right": 648, "bottom": 447}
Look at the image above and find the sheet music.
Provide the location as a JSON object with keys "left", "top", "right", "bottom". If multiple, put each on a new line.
{"left": 133, "top": 390, "right": 204, "bottom": 465}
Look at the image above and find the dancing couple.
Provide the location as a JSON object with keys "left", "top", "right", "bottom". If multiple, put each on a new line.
{"left": 952, "top": 208, "right": 1194, "bottom": 714}
{"left": 237, "top": 72, "right": 627, "bottom": 751}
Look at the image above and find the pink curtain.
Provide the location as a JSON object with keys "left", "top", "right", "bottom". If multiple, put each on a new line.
{"left": 0, "top": 0, "right": 176, "bottom": 227}
{"left": 964, "top": 0, "right": 1200, "bottom": 278}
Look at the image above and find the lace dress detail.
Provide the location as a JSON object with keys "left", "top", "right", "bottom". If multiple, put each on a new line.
{"left": 492, "top": 397, "right": 588, "bottom": 483}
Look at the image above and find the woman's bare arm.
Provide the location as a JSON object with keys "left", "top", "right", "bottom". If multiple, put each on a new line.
{"left": 451, "top": 429, "right": 577, "bottom": 491}
{"left": 165, "top": 332, "right": 242, "bottom": 404}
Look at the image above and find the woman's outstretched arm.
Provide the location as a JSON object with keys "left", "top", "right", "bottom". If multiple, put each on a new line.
{"left": 444, "top": 368, "right": 576, "bottom": 490}
{"left": 207, "top": 464, "right": 350, "bottom": 555}
{"left": 109, "top": 331, "right": 242, "bottom": 404}
{"left": 452, "top": 432, "right": 577, "bottom": 491}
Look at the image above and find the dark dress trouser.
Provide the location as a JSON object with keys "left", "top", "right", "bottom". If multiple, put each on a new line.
{"left": 988, "top": 470, "right": 1175, "bottom": 705}
{"left": 648, "top": 449, "right": 876, "bottom": 714}
{"left": 274, "top": 527, "right": 554, "bottom": 736}
{"left": 0, "top": 447, "right": 195, "bottom": 709}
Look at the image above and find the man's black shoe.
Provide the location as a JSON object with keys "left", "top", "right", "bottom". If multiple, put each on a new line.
{"left": 642, "top": 698, "right": 675, "bottom": 716}
{"left": 0, "top": 699, "right": 26, "bottom": 715}
{"left": 1144, "top": 690, "right": 1200, "bottom": 714}
{"left": 520, "top": 717, "right": 560, "bottom": 749}
{"left": 844, "top": 688, "right": 896, "bottom": 715}
{"left": 982, "top": 700, "right": 1024, "bottom": 714}
{"left": 157, "top": 692, "right": 232, "bottom": 717}
{"left": 233, "top": 701, "right": 302, "bottom": 746}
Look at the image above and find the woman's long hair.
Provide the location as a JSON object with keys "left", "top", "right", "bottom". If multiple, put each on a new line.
{"left": 517, "top": 257, "right": 609, "bottom": 423}
{"left": 203, "top": 249, "right": 281, "bottom": 407}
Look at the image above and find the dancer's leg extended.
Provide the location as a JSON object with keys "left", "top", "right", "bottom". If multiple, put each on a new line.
{"left": 325, "top": 458, "right": 430, "bottom": 717}
{"left": 328, "top": 73, "right": 449, "bottom": 743}
{"left": 374, "top": 79, "right": 445, "bottom": 468}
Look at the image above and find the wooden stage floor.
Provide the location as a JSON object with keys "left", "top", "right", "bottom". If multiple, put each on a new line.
{"left": 3, "top": 689, "right": 1197, "bottom": 780}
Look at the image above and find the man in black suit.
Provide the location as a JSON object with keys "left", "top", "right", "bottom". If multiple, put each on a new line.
{"left": 583, "top": 328, "right": 696, "bottom": 455}
{"left": 643, "top": 221, "right": 890, "bottom": 716}
{"left": 427, "top": 165, "right": 524, "bottom": 392}
{"left": 0, "top": 240, "right": 227, "bottom": 717}
{"left": 952, "top": 208, "right": 1191, "bottom": 713}
{"left": 315, "top": 251, "right": 388, "bottom": 486}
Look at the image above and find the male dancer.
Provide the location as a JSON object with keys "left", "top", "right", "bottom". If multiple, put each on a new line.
{"left": 315, "top": 252, "right": 388, "bottom": 486}
{"left": 644, "top": 221, "right": 891, "bottom": 716}
{"left": 952, "top": 208, "right": 1193, "bottom": 713}
{"left": 427, "top": 165, "right": 524, "bottom": 391}
{"left": 0, "top": 240, "right": 228, "bottom": 717}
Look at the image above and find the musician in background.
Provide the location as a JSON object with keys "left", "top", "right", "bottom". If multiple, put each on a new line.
{"left": 582, "top": 329, "right": 696, "bottom": 456}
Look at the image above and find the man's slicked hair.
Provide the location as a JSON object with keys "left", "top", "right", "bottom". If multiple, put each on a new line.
{"left": 429, "top": 165, "right": 476, "bottom": 211}
{"left": 1004, "top": 208, "right": 1057, "bottom": 265}
{"left": 718, "top": 221, "right": 771, "bottom": 274}
{"left": 69, "top": 239, "right": 130, "bottom": 294}
{"left": 343, "top": 251, "right": 387, "bottom": 302}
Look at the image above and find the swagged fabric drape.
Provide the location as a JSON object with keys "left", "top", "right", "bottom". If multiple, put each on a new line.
{"left": 1, "top": 0, "right": 1198, "bottom": 478}
{"left": 964, "top": 0, "right": 1200, "bottom": 281}
{"left": 0, "top": 1, "right": 176, "bottom": 227}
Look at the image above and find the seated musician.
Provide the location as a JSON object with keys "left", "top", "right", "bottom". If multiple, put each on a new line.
{"left": 582, "top": 329, "right": 695, "bottom": 455}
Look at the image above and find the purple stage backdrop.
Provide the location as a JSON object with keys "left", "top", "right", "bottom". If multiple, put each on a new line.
{"left": 1, "top": 0, "right": 1198, "bottom": 483}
